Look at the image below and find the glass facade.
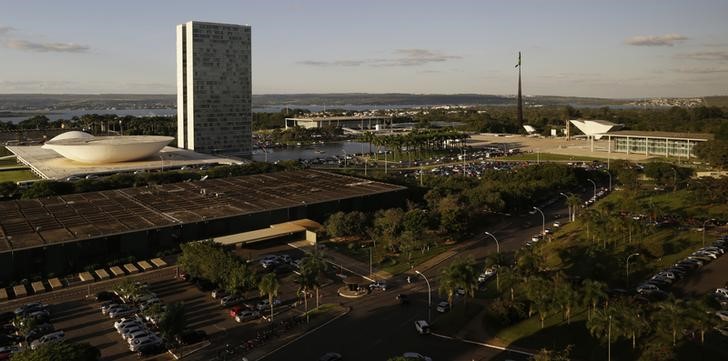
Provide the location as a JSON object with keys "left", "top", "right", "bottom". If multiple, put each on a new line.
{"left": 610, "top": 136, "right": 703, "bottom": 158}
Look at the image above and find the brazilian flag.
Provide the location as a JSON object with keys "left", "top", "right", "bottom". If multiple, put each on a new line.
{"left": 515, "top": 52, "right": 521, "bottom": 68}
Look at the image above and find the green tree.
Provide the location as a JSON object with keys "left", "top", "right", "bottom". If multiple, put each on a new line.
{"left": 531, "top": 345, "right": 573, "bottom": 361}
{"left": 158, "top": 302, "right": 187, "bottom": 340}
{"left": 21, "top": 180, "right": 74, "bottom": 198}
{"left": 653, "top": 297, "right": 686, "bottom": 346}
{"left": 258, "top": 273, "right": 280, "bottom": 321}
{"left": 684, "top": 299, "right": 717, "bottom": 344}
{"left": 295, "top": 266, "right": 317, "bottom": 322}
{"left": 580, "top": 279, "right": 607, "bottom": 321}
{"left": 438, "top": 258, "right": 478, "bottom": 308}
{"left": 694, "top": 140, "right": 728, "bottom": 169}
{"left": 302, "top": 250, "right": 329, "bottom": 309}
{"left": 11, "top": 341, "right": 100, "bottom": 361}
{"left": 0, "top": 181, "right": 18, "bottom": 198}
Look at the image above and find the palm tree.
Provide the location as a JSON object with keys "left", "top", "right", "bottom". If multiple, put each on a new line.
{"left": 654, "top": 297, "right": 686, "bottom": 346}
{"left": 566, "top": 193, "right": 581, "bottom": 221}
{"left": 438, "top": 258, "right": 478, "bottom": 307}
{"left": 587, "top": 305, "right": 618, "bottom": 344}
{"left": 258, "top": 273, "right": 280, "bottom": 321}
{"left": 618, "top": 301, "right": 649, "bottom": 349}
{"left": 295, "top": 267, "right": 317, "bottom": 322}
{"left": 302, "top": 250, "right": 329, "bottom": 309}
{"left": 580, "top": 279, "right": 607, "bottom": 321}
{"left": 553, "top": 277, "right": 577, "bottom": 324}
{"left": 685, "top": 299, "right": 716, "bottom": 344}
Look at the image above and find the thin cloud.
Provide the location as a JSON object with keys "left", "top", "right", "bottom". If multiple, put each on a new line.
{"left": 676, "top": 50, "right": 728, "bottom": 62}
{"left": 0, "top": 26, "right": 14, "bottom": 36}
{"left": 625, "top": 33, "right": 688, "bottom": 47}
{"left": 297, "top": 48, "right": 461, "bottom": 67}
{"left": 5, "top": 39, "right": 89, "bottom": 53}
{"left": 672, "top": 67, "right": 728, "bottom": 74}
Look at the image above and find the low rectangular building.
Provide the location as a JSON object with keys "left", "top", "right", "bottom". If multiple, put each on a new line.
{"left": 601, "top": 131, "right": 713, "bottom": 158}
{"left": 285, "top": 116, "right": 392, "bottom": 130}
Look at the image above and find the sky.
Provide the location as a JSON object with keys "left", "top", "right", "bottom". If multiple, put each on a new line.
{"left": 1, "top": 0, "right": 727, "bottom": 98}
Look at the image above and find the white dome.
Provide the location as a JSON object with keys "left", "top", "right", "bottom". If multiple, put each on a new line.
{"left": 48, "top": 131, "right": 94, "bottom": 142}
{"left": 42, "top": 135, "right": 174, "bottom": 164}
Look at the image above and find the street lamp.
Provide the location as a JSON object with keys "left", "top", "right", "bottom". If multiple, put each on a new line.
{"left": 484, "top": 231, "right": 500, "bottom": 254}
{"left": 415, "top": 270, "right": 431, "bottom": 323}
{"left": 702, "top": 219, "right": 716, "bottom": 246}
{"left": 532, "top": 206, "right": 545, "bottom": 237}
{"left": 603, "top": 169, "right": 612, "bottom": 191}
{"left": 559, "top": 192, "right": 571, "bottom": 222}
{"left": 626, "top": 253, "right": 640, "bottom": 288}
{"left": 587, "top": 178, "right": 597, "bottom": 199}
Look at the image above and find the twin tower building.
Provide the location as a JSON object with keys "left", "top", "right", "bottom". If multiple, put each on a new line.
{"left": 176, "top": 21, "right": 252, "bottom": 156}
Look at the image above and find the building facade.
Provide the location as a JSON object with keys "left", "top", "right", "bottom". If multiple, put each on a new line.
{"left": 176, "top": 21, "right": 252, "bottom": 155}
{"left": 601, "top": 131, "right": 712, "bottom": 158}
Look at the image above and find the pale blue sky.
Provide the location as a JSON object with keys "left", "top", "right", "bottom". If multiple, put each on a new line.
{"left": 1, "top": 0, "right": 727, "bottom": 97}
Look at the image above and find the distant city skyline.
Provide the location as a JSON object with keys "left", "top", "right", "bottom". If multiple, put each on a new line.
{"left": 1, "top": 0, "right": 727, "bottom": 98}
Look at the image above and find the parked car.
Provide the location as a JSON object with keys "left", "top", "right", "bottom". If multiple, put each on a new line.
{"left": 136, "top": 342, "right": 166, "bottom": 357}
{"left": 129, "top": 335, "right": 162, "bottom": 351}
{"left": 255, "top": 299, "right": 281, "bottom": 311}
{"left": 319, "top": 352, "right": 343, "bottom": 361}
{"left": 119, "top": 324, "right": 146, "bottom": 336}
{"left": 14, "top": 303, "right": 48, "bottom": 316}
{"left": 24, "top": 324, "right": 54, "bottom": 343}
{"left": 124, "top": 330, "right": 152, "bottom": 342}
{"left": 95, "top": 291, "right": 116, "bottom": 302}
{"left": 402, "top": 352, "right": 433, "bottom": 361}
{"left": 30, "top": 331, "right": 64, "bottom": 350}
{"left": 414, "top": 320, "right": 430, "bottom": 335}
{"left": 109, "top": 306, "right": 137, "bottom": 319}
{"left": 715, "top": 310, "right": 728, "bottom": 322}
{"left": 716, "top": 288, "right": 728, "bottom": 298}
{"left": 235, "top": 310, "right": 261, "bottom": 323}
{"left": 221, "top": 295, "right": 244, "bottom": 307}
{"left": 636, "top": 284, "right": 660, "bottom": 294}
{"left": 436, "top": 301, "right": 450, "bottom": 313}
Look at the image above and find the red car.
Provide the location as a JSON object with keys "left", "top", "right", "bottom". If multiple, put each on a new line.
{"left": 229, "top": 306, "right": 244, "bottom": 318}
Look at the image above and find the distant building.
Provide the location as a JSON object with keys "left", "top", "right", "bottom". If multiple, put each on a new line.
{"left": 285, "top": 116, "right": 392, "bottom": 131}
{"left": 177, "top": 21, "right": 252, "bottom": 155}
{"left": 569, "top": 119, "right": 623, "bottom": 140}
{"left": 601, "top": 131, "right": 712, "bottom": 158}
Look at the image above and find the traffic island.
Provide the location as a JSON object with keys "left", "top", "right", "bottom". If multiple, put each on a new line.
{"left": 337, "top": 275, "right": 368, "bottom": 298}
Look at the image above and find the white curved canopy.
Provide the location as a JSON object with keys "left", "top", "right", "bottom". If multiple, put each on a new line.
{"left": 42, "top": 135, "right": 174, "bottom": 164}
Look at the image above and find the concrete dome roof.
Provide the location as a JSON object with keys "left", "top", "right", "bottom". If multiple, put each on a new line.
{"left": 48, "top": 131, "right": 94, "bottom": 142}
{"left": 42, "top": 135, "right": 174, "bottom": 164}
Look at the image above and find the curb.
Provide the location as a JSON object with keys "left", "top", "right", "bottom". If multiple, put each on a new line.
{"left": 430, "top": 332, "right": 535, "bottom": 357}
{"left": 255, "top": 306, "right": 351, "bottom": 360}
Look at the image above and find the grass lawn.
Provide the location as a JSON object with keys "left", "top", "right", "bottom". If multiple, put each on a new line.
{"left": 0, "top": 169, "right": 37, "bottom": 182}
{"left": 0, "top": 157, "right": 19, "bottom": 168}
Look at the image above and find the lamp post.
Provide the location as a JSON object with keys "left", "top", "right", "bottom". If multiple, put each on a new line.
{"left": 587, "top": 178, "right": 597, "bottom": 199}
{"left": 608, "top": 314, "right": 612, "bottom": 361}
{"left": 484, "top": 231, "right": 500, "bottom": 254}
{"left": 702, "top": 219, "right": 715, "bottom": 246}
{"left": 532, "top": 206, "right": 545, "bottom": 237}
{"left": 559, "top": 192, "right": 571, "bottom": 222}
{"left": 626, "top": 252, "right": 640, "bottom": 288}
{"left": 415, "top": 270, "right": 431, "bottom": 323}
{"left": 603, "top": 169, "right": 612, "bottom": 191}
{"left": 369, "top": 247, "right": 373, "bottom": 278}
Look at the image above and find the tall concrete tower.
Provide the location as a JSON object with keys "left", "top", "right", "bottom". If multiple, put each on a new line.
{"left": 176, "top": 21, "right": 252, "bottom": 155}
{"left": 515, "top": 51, "right": 523, "bottom": 126}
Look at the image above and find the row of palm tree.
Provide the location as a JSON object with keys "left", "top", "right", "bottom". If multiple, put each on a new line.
{"left": 360, "top": 129, "right": 469, "bottom": 161}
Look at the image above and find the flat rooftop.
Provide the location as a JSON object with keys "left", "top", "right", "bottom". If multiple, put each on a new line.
{"left": 0, "top": 170, "right": 405, "bottom": 253}
{"left": 6, "top": 145, "right": 240, "bottom": 179}
{"left": 601, "top": 130, "right": 714, "bottom": 140}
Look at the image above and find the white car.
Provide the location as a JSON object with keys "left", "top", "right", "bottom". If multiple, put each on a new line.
{"left": 716, "top": 310, "right": 728, "bottom": 322}
{"left": 118, "top": 323, "right": 146, "bottom": 336}
{"left": 436, "top": 301, "right": 450, "bottom": 313}
{"left": 220, "top": 295, "right": 244, "bottom": 307}
{"left": 414, "top": 320, "right": 430, "bottom": 335}
{"left": 402, "top": 352, "right": 433, "bottom": 361}
{"left": 129, "top": 335, "right": 162, "bottom": 351}
{"left": 636, "top": 284, "right": 660, "bottom": 294}
{"left": 716, "top": 288, "right": 728, "bottom": 298}
{"left": 114, "top": 316, "right": 143, "bottom": 330}
{"left": 552, "top": 221, "right": 561, "bottom": 228}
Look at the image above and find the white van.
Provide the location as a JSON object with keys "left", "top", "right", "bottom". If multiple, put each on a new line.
{"left": 414, "top": 320, "right": 430, "bottom": 334}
